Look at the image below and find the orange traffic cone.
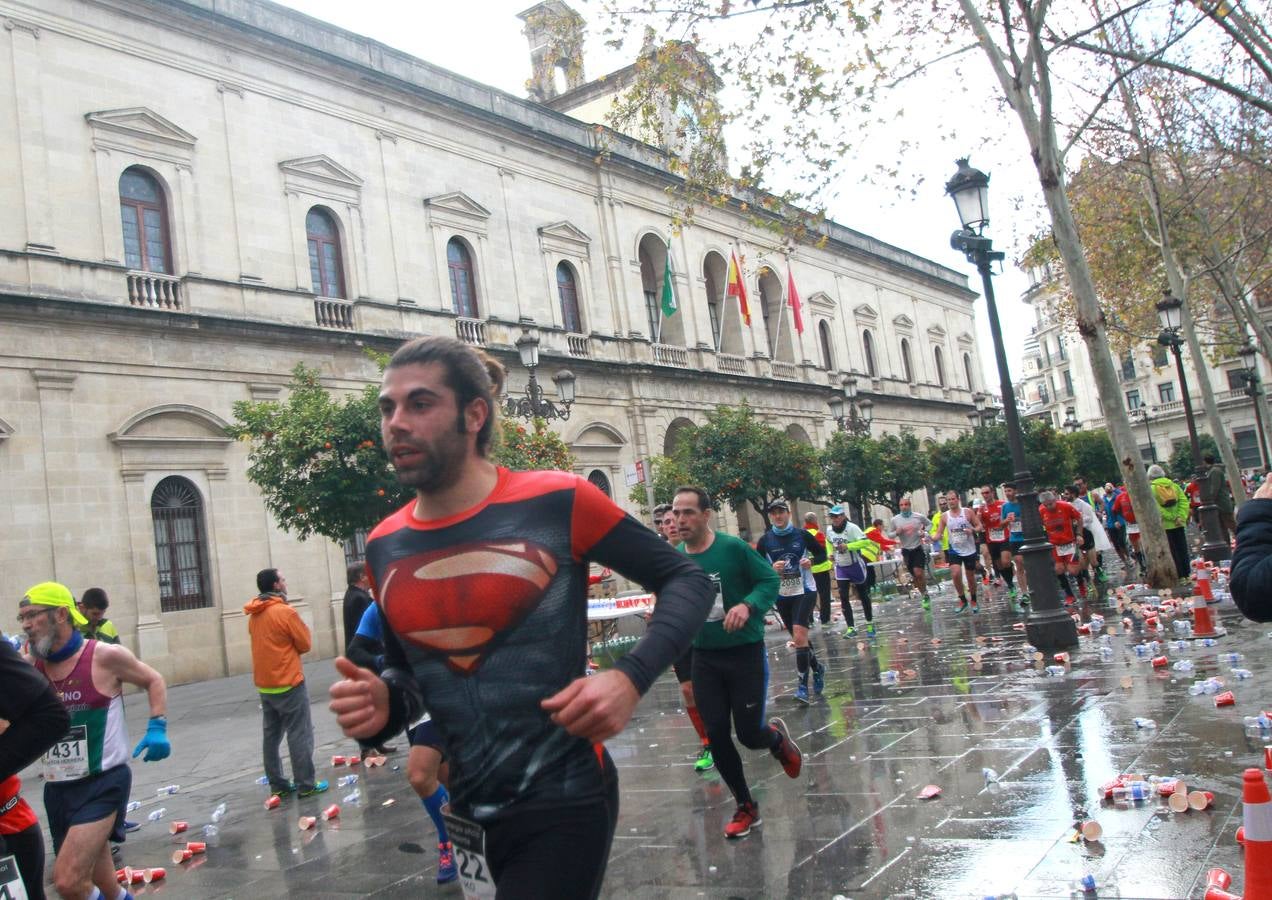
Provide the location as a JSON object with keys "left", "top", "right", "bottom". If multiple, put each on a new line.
{"left": 1243, "top": 767, "right": 1272, "bottom": 900}
{"left": 1198, "top": 566, "right": 1215, "bottom": 601}
{"left": 1194, "top": 597, "right": 1219, "bottom": 638}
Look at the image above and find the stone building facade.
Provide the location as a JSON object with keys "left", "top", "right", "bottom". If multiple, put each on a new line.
{"left": 0, "top": 0, "right": 984, "bottom": 683}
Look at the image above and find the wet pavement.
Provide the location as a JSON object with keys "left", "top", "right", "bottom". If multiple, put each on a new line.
{"left": 24, "top": 563, "right": 1264, "bottom": 899}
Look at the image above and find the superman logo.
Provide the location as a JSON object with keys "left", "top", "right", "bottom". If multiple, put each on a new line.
{"left": 380, "top": 539, "right": 558, "bottom": 675}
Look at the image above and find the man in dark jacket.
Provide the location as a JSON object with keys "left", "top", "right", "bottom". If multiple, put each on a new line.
{"left": 341, "top": 563, "right": 374, "bottom": 653}
{"left": 1233, "top": 478, "right": 1272, "bottom": 621}
{"left": 1204, "top": 454, "right": 1237, "bottom": 544}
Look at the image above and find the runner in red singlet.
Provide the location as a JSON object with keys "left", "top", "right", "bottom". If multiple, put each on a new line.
{"left": 1038, "top": 491, "right": 1085, "bottom": 604}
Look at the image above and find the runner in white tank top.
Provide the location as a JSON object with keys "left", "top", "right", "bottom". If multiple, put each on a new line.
{"left": 935, "top": 491, "right": 983, "bottom": 613}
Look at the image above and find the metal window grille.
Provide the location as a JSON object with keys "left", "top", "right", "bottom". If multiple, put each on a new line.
{"left": 150, "top": 476, "right": 211, "bottom": 612}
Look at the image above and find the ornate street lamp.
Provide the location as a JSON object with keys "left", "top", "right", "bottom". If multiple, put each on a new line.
{"left": 1063, "top": 410, "right": 1080, "bottom": 433}
{"left": 1238, "top": 341, "right": 1270, "bottom": 469}
{"left": 946, "top": 157, "right": 1077, "bottom": 651}
{"left": 1155, "top": 291, "right": 1228, "bottom": 562}
{"left": 503, "top": 326, "right": 577, "bottom": 423}
{"left": 1131, "top": 406, "right": 1158, "bottom": 463}
{"left": 828, "top": 374, "right": 873, "bottom": 435}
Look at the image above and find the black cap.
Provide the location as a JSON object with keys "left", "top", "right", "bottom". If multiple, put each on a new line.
{"left": 767, "top": 499, "right": 790, "bottom": 511}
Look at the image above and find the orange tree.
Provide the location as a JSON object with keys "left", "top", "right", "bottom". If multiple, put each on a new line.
{"left": 683, "top": 403, "right": 822, "bottom": 525}
{"left": 228, "top": 363, "right": 572, "bottom": 543}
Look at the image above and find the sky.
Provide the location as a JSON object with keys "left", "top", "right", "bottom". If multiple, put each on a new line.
{"left": 271, "top": 0, "right": 1046, "bottom": 386}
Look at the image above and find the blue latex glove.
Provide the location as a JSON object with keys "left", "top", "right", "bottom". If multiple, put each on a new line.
{"left": 132, "top": 716, "right": 171, "bottom": 762}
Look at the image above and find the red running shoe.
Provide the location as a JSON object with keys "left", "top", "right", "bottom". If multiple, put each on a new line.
{"left": 724, "top": 802, "right": 761, "bottom": 838}
{"left": 770, "top": 717, "right": 802, "bottom": 778}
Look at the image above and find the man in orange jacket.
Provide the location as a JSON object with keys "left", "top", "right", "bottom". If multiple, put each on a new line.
{"left": 245, "top": 569, "right": 328, "bottom": 799}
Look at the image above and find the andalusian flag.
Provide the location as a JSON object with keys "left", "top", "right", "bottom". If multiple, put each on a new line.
{"left": 726, "top": 249, "right": 751, "bottom": 326}
{"left": 660, "top": 241, "right": 678, "bottom": 318}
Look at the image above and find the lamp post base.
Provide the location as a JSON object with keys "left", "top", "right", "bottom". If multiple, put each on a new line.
{"left": 1017, "top": 531, "right": 1079, "bottom": 652}
{"left": 1196, "top": 500, "right": 1232, "bottom": 564}
{"left": 1026, "top": 607, "right": 1081, "bottom": 653}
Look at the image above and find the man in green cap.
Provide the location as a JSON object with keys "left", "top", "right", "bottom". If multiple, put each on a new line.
{"left": 20, "top": 582, "right": 171, "bottom": 900}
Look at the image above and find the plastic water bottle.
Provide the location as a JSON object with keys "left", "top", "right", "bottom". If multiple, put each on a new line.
{"left": 1071, "top": 873, "right": 1098, "bottom": 894}
{"left": 210, "top": 803, "right": 227, "bottom": 824}
{"left": 343, "top": 790, "right": 362, "bottom": 805}
{"left": 157, "top": 784, "right": 179, "bottom": 796}
{"left": 880, "top": 670, "right": 899, "bottom": 685}
{"left": 1045, "top": 665, "right": 1066, "bottom": 676}
{"left": 1221, "top": 652, "right": 1244, "bottom": 666}
{"left": 1112, "top": 780, "right": 1152, "bottom": 801}
{"left": 1171, "top": 659, "right": 1194, "bottom": 673}
{"left": 147, "top": 808, "right": 166, "bottom": 822}
{"left": 127, "top": 800, "right": 141, "bottom": 812}
{"left": 1132, "top": 717, "right": 1156, "bottom": 729}
{"left": 1168, "top": 639, "right": 1188, "bottom": 651}
{"left": 1232, "top": 668, "right": 1254, "bottom": 680}
{"left": 1022, "top": 644, "right": 1038, "bottom": 657}
{"left": 1244, "top": 714, "right": 1272, "bottom": 732}
{"left": 1199, "top": 638, "right": 1218, "bottom": 647}
{"left": 1099, "top": 646, "right": 1114, "bottom": 660}
{"left": 255, "top": 775, "right": 270, "bottom": 786}
{"left": 337, "top": 774, "right": 358, "bottom": 788}
{"left": 983, "top": 767, "right": 1000, "bottom": 785}
{"left": 1133, "top": 644, "right": 1150, "bottom": 658}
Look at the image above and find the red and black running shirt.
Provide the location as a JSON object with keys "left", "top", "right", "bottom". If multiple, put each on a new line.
{"left": 1039, "top": 500, "right": 1083, "bottom": 547}
{"left": 365, "top": 468, "right": 712, "bottom": 824}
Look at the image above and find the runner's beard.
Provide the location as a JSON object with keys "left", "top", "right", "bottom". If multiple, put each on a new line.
{"left": 392, "top": 432, "right": 467, "bottom": 494}
{"left": 28, "top": 632, "right": 55, "bottom": 659}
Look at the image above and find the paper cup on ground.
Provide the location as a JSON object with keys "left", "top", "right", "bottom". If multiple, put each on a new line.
{"left": 142, "top": 867, "right": 165, "bottom": 884}
{"left": 169, "top": 821, "right": 188, "bottom": 835}
{"left": 331, "top": 755, "right": 346, "bottom": 766}
{"left": 1189, "top": 790, "right": 1215, "bottom": 811}
{"left": 1168, "top": 792, "right": 1190, "bottom": 813}
{"left": 185, "top": 841, "right": 206, "bottom": 855}
{"left": 172, "top": 848, "right": 193, "bottom": 864}
{"left": 1080, "top": 820, "right": 1102, "bottom": 841}
{"left": 298, "top": 815, "right": 317, "bottom": 830}
{"left": 264, "top": 794, "right": 281, "bottom": 810}
{"left": 322, "top": 803, "right": 340, "bottom": 821}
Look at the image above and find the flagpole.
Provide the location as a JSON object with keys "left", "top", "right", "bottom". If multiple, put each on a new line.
{"left": 770, "top": 259, "right": 786, "bottom": 360}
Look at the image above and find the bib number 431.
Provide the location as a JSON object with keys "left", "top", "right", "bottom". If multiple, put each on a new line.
{"left": 0, "top": 854, "right": 29, "bottom": 900}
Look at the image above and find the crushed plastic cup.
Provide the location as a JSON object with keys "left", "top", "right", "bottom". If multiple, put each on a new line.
{"left": 297, "top": 815, "right": 317, "bottom": 830}
{"left": 157, "top": 784, "right": 179, "bottom": 796}
{"left": 1132, "top": 717, "right": 1156, "bottom": 729}
{"left": 337, "top": 774, "right": 358, "bottom": 788}
{"left": 1054, "top": 652, "right": 1070, "bottom": 664}
{"left": 126, "top": 800, "right": 141, "bottom": 812}
{"left": 322, "top": 803, "right": 340, "bottom": 821}
{"left": 364, "top": 755, "right": 387, "bottom": 768}
{"left": 202, "top": 824, "right": 219, "bottom": 840}
{"left": 210, "top": 803, "right": 227, "bottom": 823}
{"left": 1172, "top": 659, "right": 1194, "bottom": 673}
{"left": 147, "top": 808, "right": 166, "bottom": 822}
{"left": 264, "top": 795, "right": 281, "bottom": 810}
{"left": 168, "top": 821, "right": 188, "bottom": 835}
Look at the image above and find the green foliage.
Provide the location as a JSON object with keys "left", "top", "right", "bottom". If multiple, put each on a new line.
{"left": 228, "top": 365, "right": 573, "bottom": 544}
{"left": 821, "top": 431, "right": 881, "bottom": 518}
{"left": 493, "top": 418, "right": 575, "bottom": 473}
{"left": 684, "top": 404, "right": 823, "bottom": 521}
{"left": 1064, "top": 429, "right": 1121, "bottom": 487}
{"left": 875, "top": 432, "right": 933, "bottom": 509}
{"left": 928, "top": 420, "right": 1074, "bottom": 494}
{"left": 628, "top": 454, "right": 693, "bottom": 513}
{"left": 226, "top": 364, "right": 409, "bottom": 543}
{"left": 1168, "top": 433, "right": 1219, "bottom": 482}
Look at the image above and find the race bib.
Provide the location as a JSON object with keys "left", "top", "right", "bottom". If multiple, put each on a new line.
{"left": 989, "top": 528, "right": 1005, "bottom": 542}
{"left": 0, "top": 854, "right": 28, "bottom": 900}
{"left": 443, "top": 813, "right": 496, "bottom": 899}
{"left": 1126, "top": 523, "right": 1140, "bottom": 535}
{"left": 1010, "top": 520, "right": 1023, "bottom": 533}
{"left": 43, "top": 725, "right": 89, "bottom": 782}
{"left": 778, "top": 574, "right": 804, "bottom": 597}
{"left": 1057, "top": 542, "right": 1076, "bottom": 557}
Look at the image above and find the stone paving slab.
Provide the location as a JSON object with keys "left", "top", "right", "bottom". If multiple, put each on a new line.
{"left": 19, "top": 569, "right": 1264, "bottom": 898}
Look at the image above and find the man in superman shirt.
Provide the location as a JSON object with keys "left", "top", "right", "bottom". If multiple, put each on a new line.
{"left": 329, "top": 336, "right": 712, "bottom": 900}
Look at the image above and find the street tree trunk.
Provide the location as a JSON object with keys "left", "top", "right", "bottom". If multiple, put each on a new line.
{"left": 957, "top": 0, "right": 1178, "bottom": 587}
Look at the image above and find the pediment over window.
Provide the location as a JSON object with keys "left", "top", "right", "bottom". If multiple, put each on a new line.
{"left": 852, "top": 303, "right": 878, "bottom": 321}
{"left": 0, "top": 416, "right": 13, "bottom": 442}
{"left": 539, "top": 221, "right": 592, "bottom": 257}
{"left": 109, "top": 404, "right": 233, "bottom": 447}
{"left": 425, "top": 191, "right": 492, "bottom": 235}
{"left": 279, "top": 155, "right": 363, "bottom": 205}
{"left": 957, "top": 331, "right": 975, "bottom": 347}
{"left": 893, "top": 314, "right": 915, "bottom": 330}
{"left": 807, "top": 291, "right": 835, "bottom": 313}
{"left": 571, "top": 422, "right": 627, "bottom": 447}
{"left": 927, "top": 324, "right": 947, "bottom": 340}
{"left": 86, "top": 107, "right": 196, "bottom": 165}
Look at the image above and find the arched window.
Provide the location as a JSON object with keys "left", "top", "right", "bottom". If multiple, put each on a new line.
{"left": 119, "top": 167, "right": 172, "bottom": 274}
{"left": 964, "top": 352, "right": 975, "bottom": 390}
{"left": 934, "top": 345, "right": 946, "bottom": 387}
{"left": 862, "top": 329, "right": 877, "bottom": 377}
{"left": 556, "top": 262, "right": 582, "bottom": 333}
{"left": 447, "top": 238, "right": 478, "bottom": 318}
{"left": 587, "top": 469, "right": 612, "bottom": 497}
{"left": 703, "top": 252, "right": 742, "bottom": 354}
{"left": 704, "top": 262, "right": 723, "bottom": 351}
{"left": 306, "top": 207, "right": 345, "bottom": 299}
{"left": 757, "top": 267, "right": 792, "bottom": 361}
{"left": 818, "top": 321, "right": 835, "bottom": 370}
{"left": 150, "top": 476, "right": 211, "bottom": 612}
{"left": 900, "top": 338, "right": 914, "bottom": 383}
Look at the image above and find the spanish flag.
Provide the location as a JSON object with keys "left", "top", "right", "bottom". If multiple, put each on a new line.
{"left": 726, "top": 250, "right": 751, "bottom": 326}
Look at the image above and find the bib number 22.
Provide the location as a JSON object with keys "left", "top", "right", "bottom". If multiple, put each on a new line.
{"left": 443, "top": 813, "right": 496, "bottom": 899}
